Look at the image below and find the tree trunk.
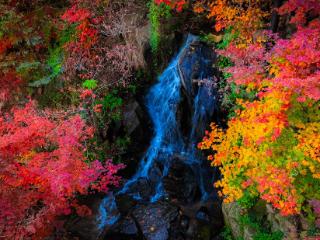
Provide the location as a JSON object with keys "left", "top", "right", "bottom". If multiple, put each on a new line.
{"left": 271, "top": 0, "right": 284, "bottom": 33}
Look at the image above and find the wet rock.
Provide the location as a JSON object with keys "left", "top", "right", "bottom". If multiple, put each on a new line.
{"left": 121, "top": 100, "right": 152, "bottom": 178}
{"left": 178, "top": 41, "right": 217, "bottom": 99}
{"left": 115, "top": 194, "right": 138, "bottom": 215}
{"left": 167, "top": 215, "right": 186, "bottom": 240}
{"left": 122, "top": 100, "right": 152, "bottom": 153}
{"left": 129, "top": 177, "right": 155, "bottom": 200}
{"left": 176, "top": 93, "right": 193, "bottom": 138}
{"left": 205, "top": 200, "right": 224, "bottom": 229}
{"left": 196, "top": 208, "right": 210, "bottom": 222}
{"left": 176, "top": 40, "right": 219, "bottom": 143}
{"left": 103, "top": 212, "right": 142, "bottom": 239}
{"left": 115, "top": 216, "right": 139, "bottom": 236}
{"left": 123, "top": 101, "right": 144, "bottom": 135}
{"left": 212, "top": 236, "right": 224, "bottom": 240}
{"left": 163, "top": 157, "right": 198, "bottom": 203}
{"left": 168, "top": 204, "right": 223, "bottom": 240}
{"left": 149, "top": 161, "right": 164, "bottom": 183}
{"left": 132, "top": 201, "right": 179, "bottom": 240}
{"left": 98, "top": 193, "right": 120, "bottom": 228}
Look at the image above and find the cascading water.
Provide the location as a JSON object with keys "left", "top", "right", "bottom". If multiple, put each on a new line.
{"left": 98, "top": 35, "right": 219, "bottom": 235}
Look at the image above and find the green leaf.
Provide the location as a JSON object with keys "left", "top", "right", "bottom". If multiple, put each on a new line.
{"left": 82, "top": 79, "right": 98, "bottom": 90}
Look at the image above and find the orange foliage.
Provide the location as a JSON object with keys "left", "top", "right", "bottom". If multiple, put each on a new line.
{"left": 194, "top": 0, "right": 271, "bottom": 43}
{"left": 198, "top": 0, "right": 320, "bottom": 217}
{"left": 198, "top": 90, "right": 299, "bottom": 215}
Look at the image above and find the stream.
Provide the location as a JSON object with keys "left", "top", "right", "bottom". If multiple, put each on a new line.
{"left": 97, "top": 35, "right": 223, "bottom": 240}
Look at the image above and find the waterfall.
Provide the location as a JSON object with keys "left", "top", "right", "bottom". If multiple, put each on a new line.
{"left": 97, "top": 35, "right": 218, "bottom": 233}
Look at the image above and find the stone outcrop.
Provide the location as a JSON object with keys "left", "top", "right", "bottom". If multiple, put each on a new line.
{"left": 223, "top": 201, "right": 312, "bottom": 240}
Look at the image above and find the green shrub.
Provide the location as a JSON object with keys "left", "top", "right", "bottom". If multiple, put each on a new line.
{"left": 217, "top": 26, "right": 239, "bottom": 49}
{"left": 217, "top": 55, "right": 233, "bottom": 69}
{"left": 219, "top": 227, "right": 235, "bottom": 240}
{"left": 82, "top": 79, "right": 98, "bottom": 90}
{"left": 95, "top": 90, "right": 123, "bottom": 121}
{"left": 239, "top": 213, "right": 284, "bottom": 240}
{"left": 148, "top": 1, "right": 171, "bottom": 53}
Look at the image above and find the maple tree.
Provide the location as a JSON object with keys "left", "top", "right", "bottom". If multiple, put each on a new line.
{"left": 0, "top": 72, "right": 22, "bottom": 104}
{"left": 198, "top": 0, "right": 320, "bottom": 220}
{"left": 199, "top": 89, "right": 299, "bottom": 215}
{"left": 0, "top": 101, "right": 124, "bottom": 239}
{"left": 61, "top": 2, "right": 98, "bottom": 50}
{"left": 278, "top": 0, "right": 320, "bottom": 26}
{"left": 193, "top": 0, "right": 272, "bottom": 45}
{"left": 270, "top": 19, "right": 320, "bottom": 101}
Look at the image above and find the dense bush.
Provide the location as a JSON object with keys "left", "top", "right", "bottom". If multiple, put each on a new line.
{"left": 0, "top": 101, "right": 124, "bottom": 239}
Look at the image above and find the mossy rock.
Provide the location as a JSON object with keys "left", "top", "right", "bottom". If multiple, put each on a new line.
{"left": 222, "top": 202, "right": 243, "bottom": 239}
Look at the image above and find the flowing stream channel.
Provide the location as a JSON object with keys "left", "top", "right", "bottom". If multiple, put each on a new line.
{"left": 97, "top": 35, "right": 219, "bottom": 237}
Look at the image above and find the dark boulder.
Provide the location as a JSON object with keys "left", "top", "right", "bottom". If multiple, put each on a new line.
{"left": 129, "top": 177, "right": 156, "bottom": 201}
{"left": 65, "top": 196, "right": 105, "bottom": 240}
{"left": 115, "top": 194, "right": 138, "bottom": 215}
{"left": 123, "top": 101, "right": 145, "bottom": 136}
{"left": 132, "top": 201, "right": 179, "bottom": 240}
{"left": 176, "top": 40, "right": 219, "bottom": 144}
{"left": 163, "top": 157, "right": 199, "bottom": 203}
{"left": 178, "top": 41, "right": 217, "bottom": 99}
{"left": 117, "top": 217, "right": 138, "bottom": 236}
{"left": 120, "top": 100, "right": 152, "bottom": 177}
{"left": 107, "top": 216, "right": 140, "bottom": 239}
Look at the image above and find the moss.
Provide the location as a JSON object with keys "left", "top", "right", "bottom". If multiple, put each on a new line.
{"left": 239, "top": 212, "right": 284, "bottom": 240}
{"left": 219, "top": 226, "right": 235, "bottom": 240}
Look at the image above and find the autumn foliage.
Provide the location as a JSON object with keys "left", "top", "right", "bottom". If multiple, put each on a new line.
{"left": 154, "top": 0, "right": 187, "bottom": 12}
{"left": 1, "top": 0, "right": 320, "bottom": 237}
{"left": 0, "top": 1, "right": 140, "bottom": 238}
{"left": 0, "top": 0, "right": 154, "bottom": 239}
{"left": 195, "top": 0, "right": 270, "bottom": 42}
{"left": 198, "top": 0, "right": 320, "bottom": 220}
{"left": 0, "top": 101, "right": 124, "bottom": 239}
{"left": 61, "top": 2, "right": 98, "bottom": 50}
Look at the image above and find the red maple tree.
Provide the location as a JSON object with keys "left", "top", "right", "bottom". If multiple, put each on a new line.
{"left": 0, "top": 101, "right": 124, "bottom": 239}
